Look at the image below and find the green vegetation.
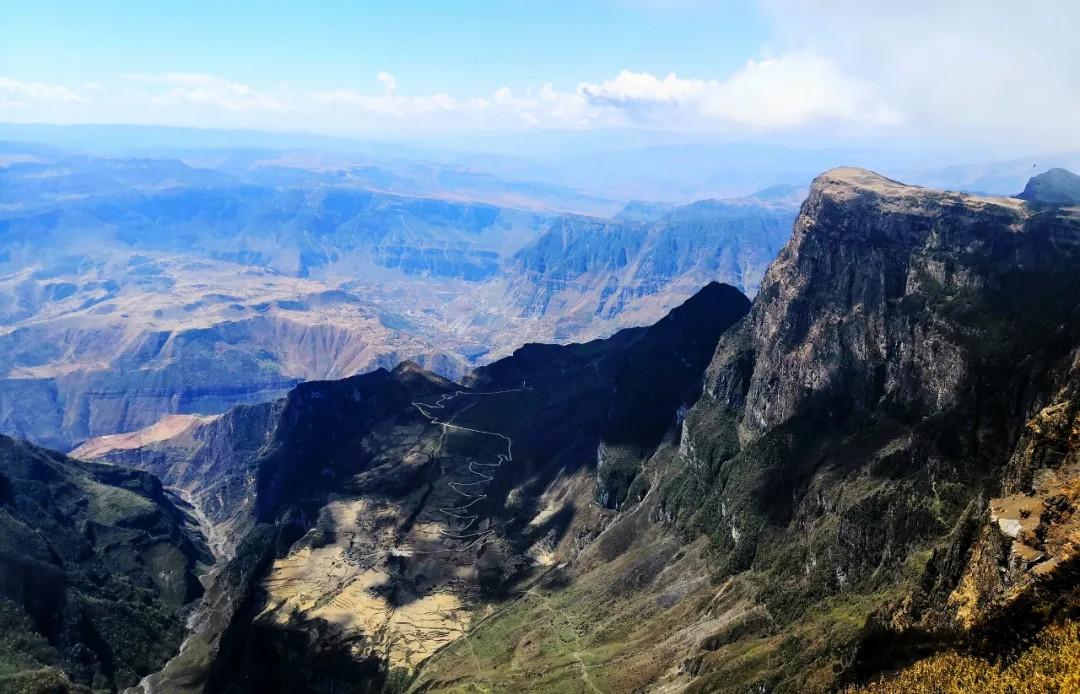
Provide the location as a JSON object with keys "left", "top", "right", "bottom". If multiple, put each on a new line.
{"left": 0, "top": 600, "right": 59, "bottom": 679}
{"left": 85, "top": 477, "right": 158, "bottom": 525}
{"left": 0, "top": 667, "right": 91, "bottom": 694}
{"left": 0, "top": 436, "right": 203, "bottom": 691}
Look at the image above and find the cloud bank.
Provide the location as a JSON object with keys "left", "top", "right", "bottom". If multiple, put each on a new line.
{"left": 760, "top": 0, "right": 1080, "bottom": 149}
{"left": 3, "top": 0, "right": 1077, "bottom": 150}
{"left": 0, "top": 55, "right": 896, "bottom": 136}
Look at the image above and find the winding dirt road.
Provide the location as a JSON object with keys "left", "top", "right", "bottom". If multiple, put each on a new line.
{"left": 411, "top": 383, "right": 527, "bottom": 552}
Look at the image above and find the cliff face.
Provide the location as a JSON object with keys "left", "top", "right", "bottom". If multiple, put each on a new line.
{"left": 58, "top": 168, "right": 1080, "bottom": 692}
{"left": 418, "top": 168, "right": 1080, "bottom": 692}
{"left": 713, "top": 167, "right": 1046, "bottom": 438}
{"left": 499, "top": 193, "right": 795, "bottom": 341}
{"left": 0, "top": 435, "right": 208, "bottom": 692}
{"left": 658, "top": 168, "right": 1080, "bottom": 688}
{"left": 75, "top": 402, "right": 284, "bottom": 561}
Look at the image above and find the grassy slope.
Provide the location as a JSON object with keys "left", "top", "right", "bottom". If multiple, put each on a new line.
{"left": 0, "top": 435, "right": 206, "bottom": 691}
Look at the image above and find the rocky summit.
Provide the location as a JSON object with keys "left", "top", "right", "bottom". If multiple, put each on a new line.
{"left": 4, "top": 167, "right": 1080, "bottom": 692}
{"left": 1016, "top": 167, "right": 1080, "bottom": 206}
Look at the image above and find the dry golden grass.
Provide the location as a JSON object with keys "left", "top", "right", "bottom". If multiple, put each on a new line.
{"left": 851, "top": 621, "right": 1080, "bottom": 694}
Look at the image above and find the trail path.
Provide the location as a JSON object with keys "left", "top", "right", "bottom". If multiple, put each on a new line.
{"left": 411, "top": 383, "right": 527, "bottom": 552}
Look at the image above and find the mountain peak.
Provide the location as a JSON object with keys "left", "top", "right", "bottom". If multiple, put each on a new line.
{"left": 613, "top": 199, "right": 676, "bottom": 222}
{"left": 817, "top": 166, "right": 907, "bottom": 190}
{"left": 809, "top": 166, "right": 938, "bottom": 208}
{"left": 1017, "top": 167, "right": 1080, "bottom": 205}
{"left": 812, "top": 166, "right": 1027, "bottom": 215}
{"left": 390, "top": 359, "right": 459, "bottom": 392}
{"left": 722, "top": 167, "right": 1069, "bottom": 439}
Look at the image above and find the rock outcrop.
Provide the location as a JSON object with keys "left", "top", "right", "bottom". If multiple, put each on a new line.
{"left": 1016, "top": 167, "right": 1080, "bottom": 206}
{"left": 41, "top": 167, "right": 1080, "bottom": 692}
{"left": 0, "top": 435, "right": 208, "bottom": 691}
{"left": 661, "top": 167, "right": 1080, "bottom": 689}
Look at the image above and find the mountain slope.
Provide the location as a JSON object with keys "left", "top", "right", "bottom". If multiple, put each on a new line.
{"left": 648, "top": 167, "right": 1080, "bottom": 689}
{"left": 498, "top": 191, "right": 796, "bottom": 342}
{"left": 0, "top": 435, "right": 208, "bottom": 692}
{"left": 1017, "top": 167, "right": 1080, "bottom": 206}
{"left": 419, "top": 168, "right": 1080, "bottom": 692}
{"left": 77, "top": 283, "right": 750, "bottom": 692}
{"left": 66, "top": 167, "right": 1080, "bottom": 692}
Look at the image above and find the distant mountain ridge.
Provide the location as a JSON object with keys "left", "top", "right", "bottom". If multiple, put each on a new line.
{"left": 0, "top": 156, "right": 550, "bottom": 280}
{"left": 500, "top": 189, "right": 797, "bottom": 340}
{"left": 1017, "top": 167, "right": 1080, "bottom": 205}
{"left": 13, "top": 167, "right": 1080, "bottom": 692}
{"left": 0, "top": 145, "right": 798, "bottom": 451}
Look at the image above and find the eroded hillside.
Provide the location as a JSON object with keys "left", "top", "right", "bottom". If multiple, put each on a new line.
{"left": 77, "top": 283, "right": 749, "bottom": 692}
{"left": 0, "top": 146, "right": 798, "bottom": 451}
{"left": 63, "top": 168, "right": 1080, "bottom": 692}
{"left": 0, "top": 435, "right": 208, "bottom": 692}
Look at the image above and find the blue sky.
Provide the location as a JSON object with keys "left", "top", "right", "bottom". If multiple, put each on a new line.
{"left": 2, "top": 1, "right": 1079, "bottom": 153}
{"left": 5, "top": 1, "right": 767, "bottom": 96}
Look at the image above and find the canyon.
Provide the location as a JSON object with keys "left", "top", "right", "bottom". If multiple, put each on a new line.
{"left": 8, "top": 167, "right": 1077, "bottom": 691}
{"left": 0, "top": 143, "right": 799, "bottom": 451}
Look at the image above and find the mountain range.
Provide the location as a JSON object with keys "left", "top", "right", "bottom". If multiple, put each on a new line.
{"left": 0, "top": 143, "right": 800, "bottom": 451}
{"left": 3, "top": 166, "right": 1078, "bottom": 691}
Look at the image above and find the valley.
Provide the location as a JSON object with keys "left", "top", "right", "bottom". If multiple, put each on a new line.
{"left": 0, "top": 143, "right": 799, "bottom": 451}
{"left": 5, "top": 3, "right": 1077, "bottom": 691}
{"left": 48, "top": 167, "right": 1080, "bottom": 693}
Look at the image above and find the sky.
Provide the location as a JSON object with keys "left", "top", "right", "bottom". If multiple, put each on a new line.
{"left": 2, "top": 0, "right": 1079, "bottom": 154}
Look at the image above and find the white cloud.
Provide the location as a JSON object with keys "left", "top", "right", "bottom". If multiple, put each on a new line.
{"left": 580, "top": 70, "right": 707, "bottom": 108}
{"left": 376, "top": 71, "right": 397, "bottom": 95}
{"left": 0, "top": 77, "right": 89, "bottom": 107}
{"left": 303, "top": 60, "right": 894, "bottom": 134}
{"left": 699, "top": 53, "right": 900, "bottom": 128}
{"left": 128, "top": 72, "right": 288, "bottom": 112}
{"left": 306, "top": 80, "right": 602, "bottom": 130}
{"left": 1, "top": 59, "right": 896, "bottom": 135}
{"left": 6, "top": 0, "right": 1078, "bottom": 154}
{"left": 576, "top": 54, "right": 899, "bottom": 129}
{"left": 760, "top": 0, "right": 1080, "bottom": 149}
{"left": 309, "top": 86, "right": 457, "bottom": 118}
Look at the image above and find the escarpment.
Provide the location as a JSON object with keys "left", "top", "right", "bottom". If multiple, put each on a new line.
{"left": 51, "top": 167, "right": 1080, "bottom": 692}
{"left": 0, "top": 435, "right": 208, "bottom": 692}
{"left": 661, "top": 168, "right": 1080, "bottom": 689}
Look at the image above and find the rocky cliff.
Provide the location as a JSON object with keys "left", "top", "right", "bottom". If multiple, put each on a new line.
{"left": 0, "top": 435, "right": 208, "bottom": 692}
{"left": 76, "top": 283, "right": 750, "bottom": 692}
{"left": 59, "top": 167, "right": 1080, "bottom": 692}
{"left": 656, "top": 168, "right": 1080, "bottom": 689}
{"left": 420, "top": 168, "right": 1080, "bottom": 692}
{"left": 499, "top": 191, "right": 796, "bottom": 342}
